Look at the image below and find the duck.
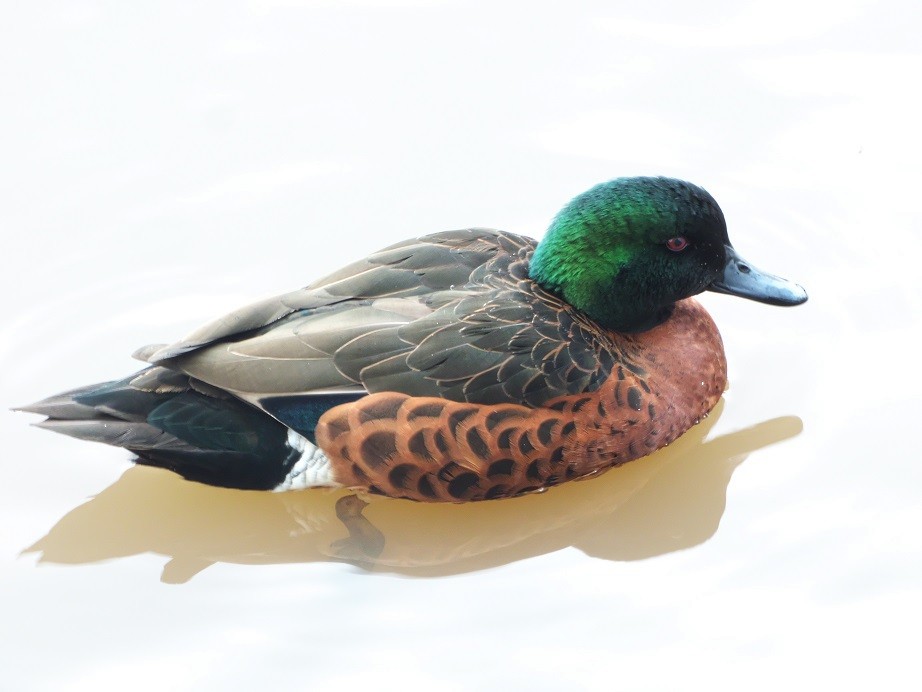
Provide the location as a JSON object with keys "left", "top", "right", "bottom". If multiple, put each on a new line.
{"left": 21, "top": 177, "right": 807, "bottom": 502}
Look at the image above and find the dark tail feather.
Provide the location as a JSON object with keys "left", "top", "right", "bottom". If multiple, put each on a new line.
{"left": 18, "top": 384, "right": 109, "bottom": 420}
{"left": 35, "top": 417, "right": 190, "bottom": 451}
{"left": 20, "top": 368, "right": 300, "bottom": 490}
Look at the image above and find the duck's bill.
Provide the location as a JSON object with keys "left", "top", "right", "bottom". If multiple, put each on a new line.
{"left": 708, "top": 246, "right": 808, "bottom": 306}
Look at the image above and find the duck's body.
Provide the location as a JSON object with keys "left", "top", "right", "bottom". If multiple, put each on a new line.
{"left": 24, "top": 177, "right": 806, "bottom": 501}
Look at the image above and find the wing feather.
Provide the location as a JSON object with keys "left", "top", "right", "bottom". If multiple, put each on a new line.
{"left": 141, "top": 229, "right": 613, "bottom": 412}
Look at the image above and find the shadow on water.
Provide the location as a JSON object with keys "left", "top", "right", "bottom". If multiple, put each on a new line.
{"left": 23, "top": 401, "right": 803, "bottom": 583}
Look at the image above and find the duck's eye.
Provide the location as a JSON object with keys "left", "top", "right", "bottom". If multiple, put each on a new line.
{"left": 665, "top": 236, "right": 689, "bottom": 252}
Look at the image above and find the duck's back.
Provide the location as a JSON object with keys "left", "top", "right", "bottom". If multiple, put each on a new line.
{"left": 149, "top": 229, "right": 619, "bottom": 412}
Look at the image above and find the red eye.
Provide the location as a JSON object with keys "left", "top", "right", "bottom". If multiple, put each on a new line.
{"left": 666, "top": 236, "right": 689, "bottom": 252}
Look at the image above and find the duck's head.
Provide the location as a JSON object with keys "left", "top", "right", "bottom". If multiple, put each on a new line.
{"left": 529, "top": 176, "right": 808, "bottom": 333}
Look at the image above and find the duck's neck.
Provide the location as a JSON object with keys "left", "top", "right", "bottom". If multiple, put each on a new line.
{"left": 529, "top": 228, "right": 671, "bottom": 334}
{"left": 564, "top": 278, "right": 675, "bottom": 333}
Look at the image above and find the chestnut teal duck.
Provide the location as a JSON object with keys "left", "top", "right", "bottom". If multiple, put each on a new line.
{"left": 22, "top": 177, "right": 807, "bottom": 501}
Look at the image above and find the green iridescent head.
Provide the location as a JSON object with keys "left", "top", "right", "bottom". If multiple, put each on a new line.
{"left": 529, "top": 177, "right": 807, "bottom": 332}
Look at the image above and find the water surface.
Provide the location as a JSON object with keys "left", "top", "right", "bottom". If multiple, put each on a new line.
{"left": 2, "top": 1, "right": 920, "bottom": 690}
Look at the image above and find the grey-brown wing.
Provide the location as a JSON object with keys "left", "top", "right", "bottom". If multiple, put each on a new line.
{"left": 145, "top": 228, "right": 507, "bottom": 363}
{"left": 337, "top": 260, "right": 617, "bottom": 406}
{"left": 168, "top": 297, "right": 432, "bottom": 400}
{"left": 161, "top": 230, "right": 614, "bottom": 408}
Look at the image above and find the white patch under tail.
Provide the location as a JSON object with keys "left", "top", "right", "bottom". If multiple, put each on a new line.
{"left": 273, "top": 429, "right": 341, "bottom": 492}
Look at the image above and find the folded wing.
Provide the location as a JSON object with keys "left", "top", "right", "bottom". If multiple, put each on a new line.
{"left": 141, "top": 229, "right": 616, "bottom": 412}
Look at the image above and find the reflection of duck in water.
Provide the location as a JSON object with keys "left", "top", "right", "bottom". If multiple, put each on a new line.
{"left": 24, "top": 407, "right": 803, "bottom": 582}
{"left": 22, "top": 177, "right": 806, "bottom": 500}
